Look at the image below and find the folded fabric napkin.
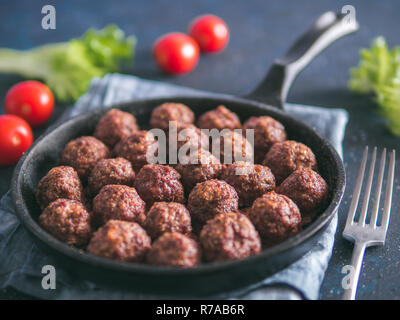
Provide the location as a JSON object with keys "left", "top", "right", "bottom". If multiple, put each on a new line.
{"left": 0, "top": 74, "right": 348, "bottom": 300}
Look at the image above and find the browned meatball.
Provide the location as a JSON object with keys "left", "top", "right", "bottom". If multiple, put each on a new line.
{"left": 200, "top": 212, "right": 261, "bottom": 262}
{"left": 220, "top": 162, "right": 276, "bottom": 207}
{"left": 197, "top": 105, "right": 241, "bottom": 130}
{"left": 88, "top": 158, "right": 135, "bottom": 195}
{"left": 167, "top": 123, "right": 209, "bottom": 166}
{"left": 278, "top": 168, "right": 329, "bottom": 219}
{"left": 263, "top": 140, "right": 317, "bottom": 184}
{"left": 87, "top": 220, "right": 151, "bottom": 262}
{"left": 213, "top": 129, "right": 253, "bottom": 164}
{"left": 175, "top": 148, "right": 223, "bottom": 191}
{"left": 249, "top": 191, "right": 301, "bottom": 245}
{"left": 174, "top": 123, "right": 209, "bottom": 151}
{"left": 243, "top": 116, "right": 287, "bottom": 163}
{"left": 60, "top": 136, "right": 110, "bottom": 181}
{"left": 92, "top": 185, "right": 146, "bottom": 226}
{"left": 36, "top": 166, "right": 84, "bottom": 210}
{"left": 144, "top": 202, "right": 192, "bottom": 239}
{"left": 39, "top": 199, "right": 92, "bottom": 246}
{"left": 150, "top": 103, "right": 195, "bottom": 131}
{"left": 113, "top": 130, "right": 159, "bottom": 172}
{"left": 146, "top": 232, "right": 200, "bottom": 267}
{"left": 188, "top": 179, "right": 239, "bottom": 224}
{"left": 135, "top": 164, "right": 185, "bottom": 206}
{"left": 94, "top": 109, "right": 139, "bottom": 148}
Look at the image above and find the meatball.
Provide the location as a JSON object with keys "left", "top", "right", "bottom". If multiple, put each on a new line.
{"left": 146, "top": 232, "right": 200, "bottom": 267}
{"left": 135, "top": 164, "right": 185, "bottom": 206}
{"left": 60, "top": 136, "right": 110, "bottom": 181}
{"left": 220, "top": 162, "right": 276, "bottom": 207}
{"left": 188, "top": 179, "right": 239, "bottom": 224}
{"left": 278, "top": 168, "right": 329, "bottom": 219}
{"left": 175, "top": 148, "right": 223, "bottom": 191}
{"left": 150, "top": 103, "right": 195, "bottom": 131}
{"left": 200, "top": 212, "right": 261, "bottom": 262}
{"left": 87, "top": 220, "right": 151, "bottom": 262}
{"left": 92, "top": 185, "right": 146, "bottom": 226}
{"left": 39, "top": 199, "right": 91, "bottom": 246}
{"left": 167, "top": 123, "right": 209, "bottom": 165}
{"left": 197, "top": 105, "right": 241, "bottom": 130}
{"left": 213, "top": 129, "right": 253, "bottom": 164}
{"left": 94, "top": 108, "right": 139, "bottom": 148}
{"left": 88, "top": 157, "right": 135, "bottom": 195}
{"left": 36, "top": 166, "right": 84, "bottom": 210}
{"left": 263, "top": 140, "right": 317, "bottom": 184}
{"left": 174, "top": 123, "right": 209, "bottom": 151}
{"left": 113, "top": 130, "right": 159, "bottom": 172}
{"left": 243, "top": 116, "right": 287, "bottom": 163}
{"left": 145, "top": 202, "right": 192, "bottom": 239}
{"left": 249, "top": 191, "right": 301, "bottom": 245}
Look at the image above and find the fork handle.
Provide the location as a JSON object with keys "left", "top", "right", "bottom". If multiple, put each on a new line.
{"left": 342, "top": 242, "right": 367, "bottom": 300}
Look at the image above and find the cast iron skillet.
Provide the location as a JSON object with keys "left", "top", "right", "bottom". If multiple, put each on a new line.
{"left": 12, "top": 12, "right": 357, "bottom": 296}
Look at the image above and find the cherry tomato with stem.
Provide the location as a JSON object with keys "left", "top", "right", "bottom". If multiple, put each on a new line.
{"left": 153, "top": 32, "right": 200, "bottom": 74}
{"left": 0, "top": 115, "right": 33, "bottom": 166}
{"left": 188, "top": 14, "right": 230, "bottom": 53}
{"left": 5, "top": 80, "right": 54, "bottom": 127}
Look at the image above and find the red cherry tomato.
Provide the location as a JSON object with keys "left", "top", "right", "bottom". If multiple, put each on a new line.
{"left": 153, "top": 32, "right": 200, "bottom": 74}
{"left": 5, "top": 80, "right": 54, "bottom": 127}
{"left": 0, "top": 115, "right": 33, "bottom": 166}
{"left": 188, "top": 14, "right": 229, "bottom": 53}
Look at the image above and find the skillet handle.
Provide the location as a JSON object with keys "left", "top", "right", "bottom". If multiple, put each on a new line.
{"left": 245, "top": 11, "right": 358, "bottom": 109}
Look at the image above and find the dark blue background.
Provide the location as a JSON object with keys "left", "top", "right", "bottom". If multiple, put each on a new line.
{"left": 0, "top": 0, "right": 399, "bottom": 300}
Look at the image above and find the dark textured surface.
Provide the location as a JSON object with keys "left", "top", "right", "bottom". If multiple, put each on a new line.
{"left": 0, "top": 0, "right": 399, "bottom": 300}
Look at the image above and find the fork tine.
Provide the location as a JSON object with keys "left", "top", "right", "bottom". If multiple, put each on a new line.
{"left": 345, "top": 146, "right": 369, "bottom": 226}
{"left": 369, "top": 148, "right": 386, "bottom": 227}
{"left": 358, "top": 147, "right": 377, "bottom": 226}
{"left": 342, "top": 148, "right": 395, "bottom": 300}
{"left": 380, "top": 150, "right": 395, "bottom": 234}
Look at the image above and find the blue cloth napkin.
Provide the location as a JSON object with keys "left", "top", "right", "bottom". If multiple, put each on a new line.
{"left": 0, "top": 74, "right": 348, "bottom": 300}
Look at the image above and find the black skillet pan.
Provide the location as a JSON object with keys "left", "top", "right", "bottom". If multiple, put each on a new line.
{"left": 12, "top": 12, "right": 357, "bottom": 296}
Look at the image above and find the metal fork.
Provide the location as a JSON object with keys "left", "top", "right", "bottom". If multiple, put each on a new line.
{"left": 342, "top": 146, "right": 396, "bottom": 300}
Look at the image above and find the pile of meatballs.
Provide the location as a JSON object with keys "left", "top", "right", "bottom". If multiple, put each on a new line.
{"left": 35, "top": 103, "right": 329, "bottom": 268}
